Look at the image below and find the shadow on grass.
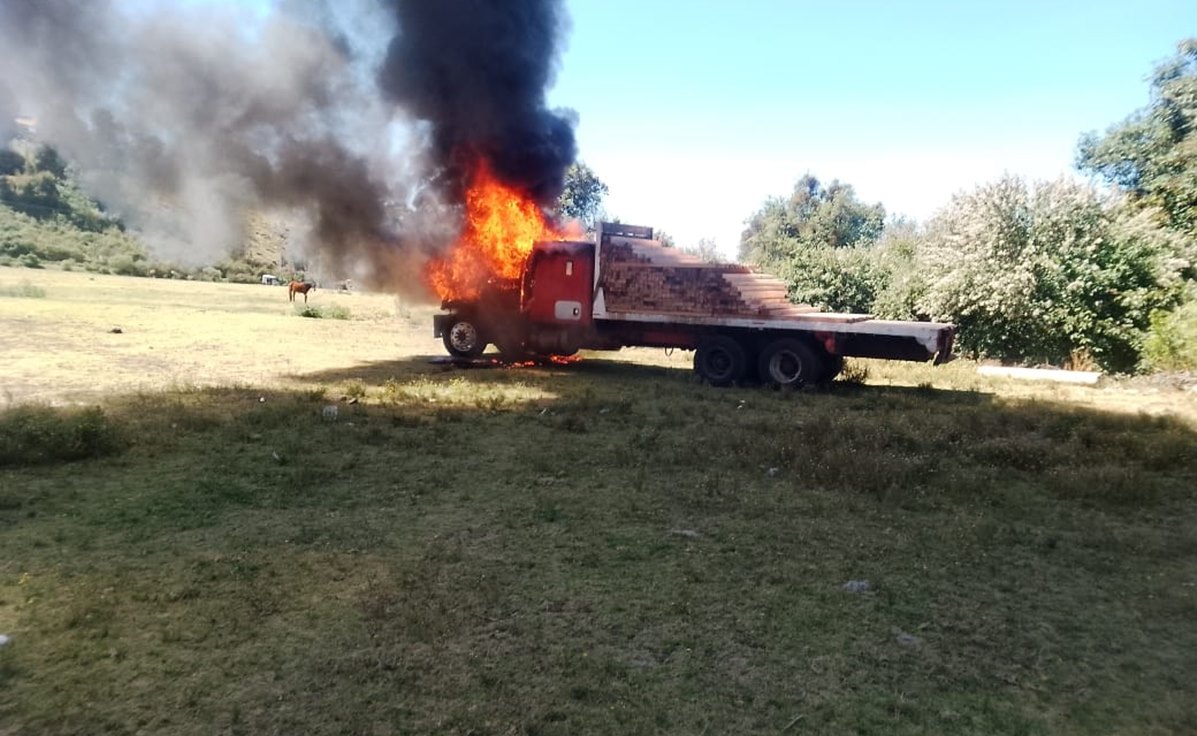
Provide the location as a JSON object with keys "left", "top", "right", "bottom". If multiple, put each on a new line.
{"left": 2, "top": 357, "right": 1197, "bottom": 735}
{"left": 5, "top": 354, "right": 1195, "bottom": 513}
{"left": 290, "top": 353, "right": 993, "bottom": 401}
{"left": 276, "top": 352, "right": 1196, "bottom": 517}
{"left": 287, "top": 352, "right": 684, "bottom": 387}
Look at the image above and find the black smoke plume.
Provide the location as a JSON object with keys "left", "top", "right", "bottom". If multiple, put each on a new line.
{"left": 378, "top": 0, "right": 577, "bottom": 206}
{"left": 0, "top": 0, "right": 577, "bottom": 294}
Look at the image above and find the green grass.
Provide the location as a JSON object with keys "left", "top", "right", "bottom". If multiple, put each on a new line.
{"left": 2, "top": 359, "right": 1196, "bottom": 735}
{"left": 0, "top": 405, "right": 122, "bottom": 467}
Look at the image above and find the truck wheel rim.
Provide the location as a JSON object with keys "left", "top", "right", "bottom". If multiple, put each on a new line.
{"left": 450, "top": 323, "right": 478, "bottom": 352}
{"left": 768, "top": 351, "right": 804, "bottom": 384}
{"left": 705, "top": 349, "right": 733, "bottom": 379}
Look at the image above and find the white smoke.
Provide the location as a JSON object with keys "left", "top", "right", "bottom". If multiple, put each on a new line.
{"left": 0, "top": 0, "right": 443, "bottom": 293}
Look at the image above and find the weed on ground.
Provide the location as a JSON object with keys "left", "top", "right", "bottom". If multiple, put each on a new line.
{"left": 0, "top": 279, "right": 46, "bottom": 298}
{"left": 0, "top": 405, "right": 122, "bottom": 467}
{"left": 295, "top": 303, "right": 352, "bottom": 320}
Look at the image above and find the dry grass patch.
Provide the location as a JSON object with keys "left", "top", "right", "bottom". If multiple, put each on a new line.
{"left": 0, "top": 266, "right": 435, "bottom": 403}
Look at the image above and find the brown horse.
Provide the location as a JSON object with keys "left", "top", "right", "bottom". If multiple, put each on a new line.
{"left": 288, "top": 280, "right": 315, "bottom": 303}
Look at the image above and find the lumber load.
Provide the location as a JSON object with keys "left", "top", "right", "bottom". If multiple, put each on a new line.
{"left": 599, "top": 237, "right": 817, "bottom": 318}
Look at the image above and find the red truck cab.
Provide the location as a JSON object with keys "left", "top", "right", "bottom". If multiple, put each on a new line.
{"left": 435, "top": 239, "right": 597, "bottom": 360}
{"left": 521, "top": 241, "right": 594, "bottom": 329}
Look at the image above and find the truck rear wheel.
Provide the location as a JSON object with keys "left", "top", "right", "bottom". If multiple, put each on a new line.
{"left": 758, "top": 338, "right": 820, "bottom": 388}
{"left": 442, "top": 318, "right": 487, "bottom": 358}
{"left": 694, "top": 336, "right": 748, "bottom": 386}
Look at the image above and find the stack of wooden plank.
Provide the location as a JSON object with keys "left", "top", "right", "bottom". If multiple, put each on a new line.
{"left": 599, "top": 236, "right": 820, "bottom": 318}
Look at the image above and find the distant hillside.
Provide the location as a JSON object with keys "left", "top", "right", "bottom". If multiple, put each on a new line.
{"left": 0, "top": 142, "right": 296, "bottom": 282}
{"left": 242, "top": 211, "right": 291, "bottom": 271}
{"left": 0, "top": 144, "right": 151, "bottom": 274}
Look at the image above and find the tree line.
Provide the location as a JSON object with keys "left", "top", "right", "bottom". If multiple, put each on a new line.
{"left": 731, "top": 39, "right": 1197, "bottom": 373}
{"left": 558, "top": 41, "right": 1196, "bottom": 372}
{"left": 5, "top": 39, "right": 1196, "bottom": 371}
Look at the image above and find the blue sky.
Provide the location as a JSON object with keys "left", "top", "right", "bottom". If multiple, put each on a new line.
{"left": 548, "top": 0, "right": 1195, "bottom": 254}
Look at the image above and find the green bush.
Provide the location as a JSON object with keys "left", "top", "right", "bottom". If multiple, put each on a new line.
{"left": 917, "top": 177, "right": 1189, "bottom": 372}
{"left": 0, "top": 406, "right": 123, "bottom": 467}
{"left": 1142, "top": 299, "right": 1197, "bottom": 371}
{"left": 0, "top": 280, "right": 47, "bottom": 298}
{"left": 108, "top": 253, "right": 149, "bottom": 277}
{"left": 0, "top": 203, "right": 149, "bottom": 272}
{"left": 766, "top": 223, "right": 930, "bottom": 320}
{"left": 218, "top": 257, "right": 277, "bottom": 284}
{"left": 869, "top": 226, "right": 930, "bottom": 320}
{"left": 780, "top": 244, "right": 890, "bottom": 314}
{"left": 295, "top": 304, "right": 352, "bottom": 320}
{"left": 740, "top": 174, "right": 892, "bottom": 315}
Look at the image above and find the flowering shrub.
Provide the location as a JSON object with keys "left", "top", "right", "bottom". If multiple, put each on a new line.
{"left": 917, "top": 177, "right": 1190, "bottom": 372}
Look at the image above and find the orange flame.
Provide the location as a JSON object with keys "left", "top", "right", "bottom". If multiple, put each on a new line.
{"left": 489, "top": 355, "right": 583, "bottom": 369}
{"left": 426, "top": 163, "right": 562, "bottom": 301}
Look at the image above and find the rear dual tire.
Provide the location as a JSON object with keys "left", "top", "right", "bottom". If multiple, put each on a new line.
{"left": 694, "top": 336, "right": 748, "bottom": 386}
{"left": 758, "top": 338, "right": 819, "bottom": 388}
{"left": 695, "top": 335, "right": 840, "bottom": 388}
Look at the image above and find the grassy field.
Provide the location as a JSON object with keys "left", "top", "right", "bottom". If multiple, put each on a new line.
{"left": 2, "top": 266, "right": 1196, "bottom": 735}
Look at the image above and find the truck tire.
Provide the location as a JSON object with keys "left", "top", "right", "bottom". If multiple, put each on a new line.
{"left": 694, "top": 336, "right": 748, "bottom": 386}
{"left": 758, "top": 338, "right": 820, "bottom": 388}
{"left": 442, "top": 318, "right": 487, "bottom": 358}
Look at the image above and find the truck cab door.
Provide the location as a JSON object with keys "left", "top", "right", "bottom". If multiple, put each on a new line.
{"left": 523, "top": 242, "right": 595, "bottom": 327}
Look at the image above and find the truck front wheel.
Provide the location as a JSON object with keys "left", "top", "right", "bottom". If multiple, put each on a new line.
{"left": 694, "top": 336, "right": 748, "bottom": 386}
{"left": 759, "top": 338, "right": 820, "bottom": 388}
{"left": 443, "top": 318, "right": 487, "bottom": 358}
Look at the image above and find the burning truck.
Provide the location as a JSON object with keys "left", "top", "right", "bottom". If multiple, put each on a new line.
{"left": 426, "top": 170, "right": 955, "bottom": 388}
{"left": 3, "top": 0, "right": 949, "bottom": 390}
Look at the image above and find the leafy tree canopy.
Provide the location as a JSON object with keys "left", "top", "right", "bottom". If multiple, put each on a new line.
{"left": 738, "top": 174, "right": 885, "bottom": 267}
{"left": 681, "top": 237, "right": 722, "bottom": 263}
{"left": 555, "top": 162, "right": 608, "bottom": 230}
{"left": 1077, "top": 38, "right": 1197, "bottom": 237}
